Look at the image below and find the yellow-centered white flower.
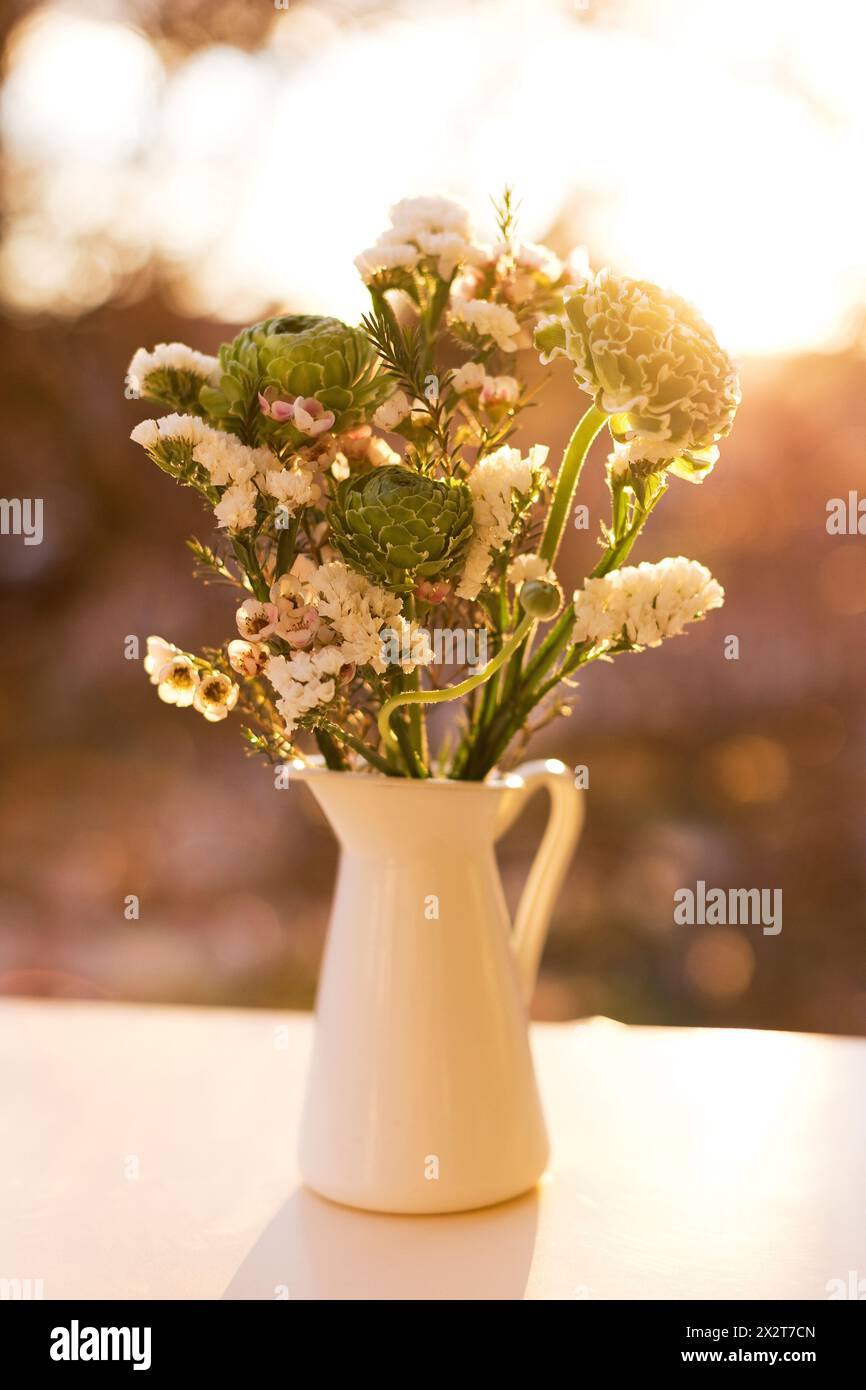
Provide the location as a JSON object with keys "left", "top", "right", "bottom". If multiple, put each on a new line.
{"left": 193, "top": 671, "right": 239, "bottom": 722}
{"left": 156, "top": 655, "right": 199, "bottom": 707}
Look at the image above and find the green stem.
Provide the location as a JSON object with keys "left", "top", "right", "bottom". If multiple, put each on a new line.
{"left": 402, "top": 595, "right": 427, "bottom": 767}
{"left": 378, "top": 614, "right": 533, "bottom": 759}
{"left": 314, "top": 719, "right": 395, "bottom": 776}
{"left": 394, "top": 711, "right": 428, "bottom": 778}
{"left": 484, "top": 405, "right": 606, "bottom": 762}
{"left": 476, "top": 581, "right": 508, "bottom": 738}
{"left": 539, "top": 405, "right": 608, "bottom": 565}
{"left": 471, "top": 649, "right": 597, "bottom": 779}
{"left": 231, "top": 535, "right": 269, "bottom": 601}
{"left": 590, "top": 484, "right": 665, "bottom": 577}
{"left": 519, "top": 605, "right": 575, "bottom": 694}
{"left": 276, "top": 515, "right": 299, "bottom": 578}
{"left": 314, "top": 727, "right": 347, "bottom": 770}
{"left": 459, "top": 469, "right": 667, "bottom": 780}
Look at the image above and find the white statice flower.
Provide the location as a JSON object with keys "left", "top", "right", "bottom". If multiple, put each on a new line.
{"left": 451, "top": 361, "right": 487, "bottom": 395}
{"left": 262, "top": 463, "right": 320, "bottom": 513}
{"left": 356, "top": 195, "right": 484, "bottom": 284}
{"left": 355, "top": 242, "right": 420, "bottom": 282}
{"left": 389, "top": 195, "right": 471, "bottom": 239}
{"left": 130, "top": 419, "right": 160, "bottom": 450}
{"left": 373, "top": 390, "right": 412, "bottom": 431}
{"left": 312, "top": 560, "right": 433, "bottom": 674}
{"left": 448, "top": 299, "right": 521, "bottom": 353}
{"left": 507, "top": 553, "right": 556, "bottom": 587}
{"left": 191, "top": 425, "right": 271, "bottom": 485}
{"left": 278, "top": 645, "right": 348, "bottom": 684}
{"left": 143, "top": 635, "right": 177, "bottom": 684}
{"left": 379, "top": 617, "right": 435, "bottom": 673}
{"left": 193, "top": 671, "right": 239, "bottom": 722}
{"left": 457, "top": 444, "right": 549, "bottom": 600}
{"left": 607, "top": 441, "right": 634, "bottom": 481}
{"left": 414, "top": 231, "right": 473, "bottom": 279}
{"left": 311, "top": 560, "right": 404, "bottom": 672}
{"left": 458, "top": 545, "right": 498, "bottom": 606}
{"left": 264, "top": 647, "right": 344, "bottom": 737}
{"left": 213, "top": 479, "right": 258, "bottom": 532}
{"left": 253, "top": 559, "right": 432, "bottom": 738}
{"left": 572, "top": 557, "right": 724, "bottom": 650}
{"left": 263, "top": 558, "right": 436, "bottom": 736}
{"left": 126, "top": 342, "right": 221, "bottom": 398}
{"left": 130, "top": 413, "right": 274, "bottom": 487}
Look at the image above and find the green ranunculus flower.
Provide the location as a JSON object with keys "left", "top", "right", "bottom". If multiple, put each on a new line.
{"left": 536, "top": 271, "right": 740, "bottom": 459}
{"left": 200, "top": 314, "right": 389, "bottom": 442}
{"left": 328, "top": 465, "right": 475, "bottom": 592}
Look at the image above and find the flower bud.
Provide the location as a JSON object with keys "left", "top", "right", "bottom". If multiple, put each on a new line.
{"left": 519, "top": 578, "right": 561, "bottom": 620}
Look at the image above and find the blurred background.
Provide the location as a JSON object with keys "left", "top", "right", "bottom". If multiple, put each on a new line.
{"left": 2, "top": 0, "right": 865, "bottom": 1031}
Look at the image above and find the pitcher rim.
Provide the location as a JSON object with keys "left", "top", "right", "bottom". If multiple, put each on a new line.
{"left": 286, "top": 754, "right": 555, "bottom": 791}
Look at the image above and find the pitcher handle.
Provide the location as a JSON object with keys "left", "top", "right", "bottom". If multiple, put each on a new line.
{"left": 496, "top": 759, "right": 584, "bottom": 1006}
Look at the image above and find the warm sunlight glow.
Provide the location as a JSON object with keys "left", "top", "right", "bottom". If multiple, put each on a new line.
{"left": 3, "top": 0, "right": 866, "bottom": 353}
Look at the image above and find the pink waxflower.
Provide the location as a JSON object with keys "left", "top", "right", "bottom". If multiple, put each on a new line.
{"left": 280, "top": 607, "right": 320, "bottom": 649}
{"left": 270, "top": 573, "right": 321, "bottom": 649}
{"left": 292, "top": 397, "right": 336, "bottom": 437}
{"left": 236, "top": 597, "right": 280, "bottom": 641}
{"left": 414, "top": 579, "right": 452, "bottom": 605}
{"left": 258, "top": 391, "right": 295, "bottom": 422}
{"left": 227, "top": 639, "right": 268, "bottom": 677}
{"left": 340, "top": 425, "right": 372, "bottom": 459}
{"left": 480, "top": 375, "right": 520, "bottom": 408}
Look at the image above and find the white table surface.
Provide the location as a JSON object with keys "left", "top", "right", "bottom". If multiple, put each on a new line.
{"left": 2, "top": 999, "right": 864, "bottom": 1300}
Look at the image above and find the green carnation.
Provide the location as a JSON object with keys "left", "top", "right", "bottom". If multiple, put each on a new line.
{"left": 536, "top": 271, "right": 740, "bottom": 458}
{"left": 328, "top": 465, "right": 475, "bottom": 592}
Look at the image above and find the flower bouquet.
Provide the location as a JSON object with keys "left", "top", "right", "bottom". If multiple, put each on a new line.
{"left": 127, "top": 192, "right": 740, "bottom": 1213}
{"left": 128, "top": 192, "right": 739, "bottom": 783}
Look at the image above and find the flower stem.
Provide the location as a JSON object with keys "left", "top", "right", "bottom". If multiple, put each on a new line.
{"left": 402, "top": 594, "right": 428, "bottom": 767}
{"left": 590, "top": 482, "right": 666, "bottom": 577}
{"left": 231, "top": 535, "right": 269, "bottom": 601}
{"left": 539, "top": 404, "right": 608, "bottom": 565}
{"left": 314, "top": 726, "right": 348, "bottom": 770}
{"left": 378, "top": 614, "right": 534, "bottom": 759}
{"left": 314, "top": 719, "right": 395, "bottom": 776}
{"left": 486, "top": 404, "right": 607, "bottom": 760}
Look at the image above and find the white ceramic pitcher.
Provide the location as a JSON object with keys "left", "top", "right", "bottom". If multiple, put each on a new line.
{"left": 293, "top": 758, "right": 584, "bottom": 1214}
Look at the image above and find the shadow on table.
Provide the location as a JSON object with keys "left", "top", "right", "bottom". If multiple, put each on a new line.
{"left": 223, "top": 1184, "right": 539, "bottom": 1300}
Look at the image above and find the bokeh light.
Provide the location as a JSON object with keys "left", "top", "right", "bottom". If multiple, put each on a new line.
{"left": 3, "top": 0, "right": 866, "bottom": 349}
{"left": 2, "top": 0, "right": 866, "bottom": 1032}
